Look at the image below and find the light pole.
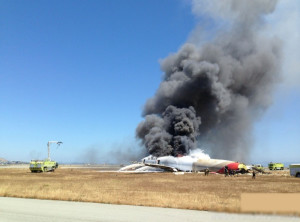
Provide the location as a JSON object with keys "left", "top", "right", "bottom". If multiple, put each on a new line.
{"left": 47, "top": 141, "right": 63, "bottom": 160}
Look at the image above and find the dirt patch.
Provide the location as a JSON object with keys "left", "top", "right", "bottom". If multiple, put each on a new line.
{"left": 0, "top": 168, "right": 299, "bottom": 214}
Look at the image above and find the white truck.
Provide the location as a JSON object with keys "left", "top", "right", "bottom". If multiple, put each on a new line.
{"left": 289, "top": 164, "right": 300, "bottom": 178}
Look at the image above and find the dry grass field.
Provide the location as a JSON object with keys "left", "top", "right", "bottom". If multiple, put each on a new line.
{"left": 0, "top": 167, "right": 300, "bottom": 213}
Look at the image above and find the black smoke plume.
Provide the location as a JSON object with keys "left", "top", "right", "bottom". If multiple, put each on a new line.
{"left": 136, "top": 0, "right": 281, "bottom": 161}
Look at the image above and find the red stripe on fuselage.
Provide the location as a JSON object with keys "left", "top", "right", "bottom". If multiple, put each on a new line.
{"left": 217, "top": 162, "right": 239, "bottom": 174}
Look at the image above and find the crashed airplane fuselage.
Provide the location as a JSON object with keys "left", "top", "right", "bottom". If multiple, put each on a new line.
{"left": 141, "top": 155, "right": 248, "bottom": 174}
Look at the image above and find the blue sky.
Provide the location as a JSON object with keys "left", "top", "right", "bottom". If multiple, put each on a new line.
{"left": 0, "top": 0, "right": 299, "bottom": 164}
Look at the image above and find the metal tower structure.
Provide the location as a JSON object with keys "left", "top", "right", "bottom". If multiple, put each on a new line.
{"left": 47, "top": 141, "right": 63, "bottom": 160}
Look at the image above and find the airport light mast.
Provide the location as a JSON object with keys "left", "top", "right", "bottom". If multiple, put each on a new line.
{"left": 47, "top": 141, "right": 63, "bottom": 161}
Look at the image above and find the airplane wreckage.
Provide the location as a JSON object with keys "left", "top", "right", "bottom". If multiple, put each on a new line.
{"left": 119, "top": 155, "right": 249, "bottom": 174}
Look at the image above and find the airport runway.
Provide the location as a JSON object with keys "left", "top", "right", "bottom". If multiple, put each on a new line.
{"left": 0, "top": 197, "right": 299, "bottom": 222}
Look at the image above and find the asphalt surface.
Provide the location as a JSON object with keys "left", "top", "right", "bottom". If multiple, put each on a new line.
{"left": 0, "top": 197, "right": 299, "bottom": 222}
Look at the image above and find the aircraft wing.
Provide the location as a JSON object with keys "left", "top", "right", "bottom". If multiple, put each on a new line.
{"left": 252, "top": 166, "right": 265, "bottom": 173}
{"left": 144, "top": 163, "right": 178, "bottom": 172}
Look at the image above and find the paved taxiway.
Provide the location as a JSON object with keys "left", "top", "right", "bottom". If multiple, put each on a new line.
{"left": 0, "top": 197, "right": 299, "bottom": 222}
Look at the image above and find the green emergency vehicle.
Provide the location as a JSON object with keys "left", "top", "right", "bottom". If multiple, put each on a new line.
{"left": 29, "top": 160, "right": 58, "bottom": 172}
{"left": 268, "top": 162, "right": 284, "bottom": 170}
{"left": 29, "top": 141, "right": 62, "bottom": 173}
{"left": 252, "top": 164, "right": 264, "bottom": 171}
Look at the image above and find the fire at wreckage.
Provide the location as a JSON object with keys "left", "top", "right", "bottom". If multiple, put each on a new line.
{"left": 119, "top": 155, "right": 248, "bottom": 174}
{"left": 123, "top": 1, "right": 281, "bottom": 175}
{"left": 136, "top": 1, "right": 282, "bottom": 163}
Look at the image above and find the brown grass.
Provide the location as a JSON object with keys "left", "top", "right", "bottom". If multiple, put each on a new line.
{"left": 0, "top": 168, "right": 300, "bottom": 213}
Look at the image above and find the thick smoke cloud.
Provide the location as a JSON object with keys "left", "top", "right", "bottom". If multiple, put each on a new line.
{"left": 136, "top": 0, "right": 282, "bottom": 161}
{"left": 137, "top": 106, "right": 201, "bottom": 157}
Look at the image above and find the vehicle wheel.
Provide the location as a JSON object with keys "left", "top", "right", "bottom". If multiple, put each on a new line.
{"left": 296, "top": 173, "right": 300, "bottom": 178}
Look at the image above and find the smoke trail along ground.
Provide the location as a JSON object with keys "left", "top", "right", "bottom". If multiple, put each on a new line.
{"left": 136, "top": 0, "right": 282, "bottom": 161}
